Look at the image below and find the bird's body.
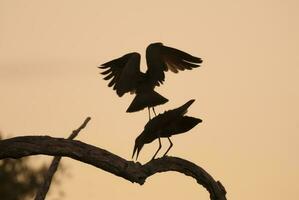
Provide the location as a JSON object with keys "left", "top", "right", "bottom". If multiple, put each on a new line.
{"left": 126, "top": 74, "right": 167, "bottom": 113}
{"left": 132, "top": 99, "right": 202, "bottom": 160}
{"left": 99, "top": 43, "right": 202, "bottom": 118}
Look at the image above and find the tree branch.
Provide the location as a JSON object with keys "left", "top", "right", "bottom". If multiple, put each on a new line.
{"left": 35, "top": 117, "right": 91, "bottom": 200}
{"left": 0, "top": 136, "right": 227, "bottom": 200}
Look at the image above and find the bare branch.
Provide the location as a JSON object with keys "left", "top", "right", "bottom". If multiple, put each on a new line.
{"left": 0, "top": 136, "right": 227, "bottom": 200}
{"left": 35, "top": 117, "right": 91, "bottom": 200}
{"left": 68, "top": 117, "right": 91, "bottom": 140}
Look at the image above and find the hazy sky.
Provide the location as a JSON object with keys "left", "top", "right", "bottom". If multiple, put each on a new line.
{"left": 1, "top": 0, "right": 299, "bottom": 199}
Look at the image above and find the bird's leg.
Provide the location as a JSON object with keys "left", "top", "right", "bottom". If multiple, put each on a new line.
{"left": 163, "top": 137, "right": 173, "bottom": 156}
{"left": 148, "top": 107, "right": 151, "bottom": 121}
{"left": 151, "top": 137, "right": 162, "bottom": 160}
{"left": 152, "top": 107, "right": 157, "bottom": 116}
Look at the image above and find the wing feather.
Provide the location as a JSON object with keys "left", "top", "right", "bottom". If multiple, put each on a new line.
{"left": 99, "top": 52, "right": 142, "bottom": 97}
{"left": 146, "top": 43, "right": 202, "bottom": 86}
{"left": 101, "top": 68, "right": 112, "bottom": 75}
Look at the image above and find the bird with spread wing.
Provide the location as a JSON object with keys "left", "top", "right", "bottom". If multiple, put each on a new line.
{"left": 99, "top": 42, "right": 202, "bottom": 120}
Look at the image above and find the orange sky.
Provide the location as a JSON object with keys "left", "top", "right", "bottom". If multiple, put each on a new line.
{"left": 1, "top": 1, "right": 299, "bottom": 199}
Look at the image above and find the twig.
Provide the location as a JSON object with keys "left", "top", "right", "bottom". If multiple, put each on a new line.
{"left": 0, "top": 135, "right": 227, "bottom": 200}
{"left": 68, "top": 117, "right": 91, "bottom": 140}
{"left": 34, "top": 117, "right": 91, "bottom": 200}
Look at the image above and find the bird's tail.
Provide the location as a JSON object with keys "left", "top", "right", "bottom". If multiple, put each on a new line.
{"left": 126, "top": 91, "right": 169, "bottom": 113}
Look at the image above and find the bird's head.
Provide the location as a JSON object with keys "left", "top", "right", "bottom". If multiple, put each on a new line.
{"left": 132, "top": 134, "right": 146, "bottom": 161}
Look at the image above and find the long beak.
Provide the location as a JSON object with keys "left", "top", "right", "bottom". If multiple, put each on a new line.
{"left": 132, "top": 143, "right": 138, "bottom": 160}
{"left": 132, "top": 143, "right": 143, "bottom": 160}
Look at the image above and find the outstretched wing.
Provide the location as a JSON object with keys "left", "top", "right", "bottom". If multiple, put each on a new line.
{"left": 145, "top": 42, "right": 202, "bottom": 85}
{"left": 99, "top": 52, "right": 142, "bottom": 97}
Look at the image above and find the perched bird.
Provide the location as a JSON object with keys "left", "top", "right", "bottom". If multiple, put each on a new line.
{"left": 132, "top": 99, "right": 202, "bottom": 160}
{"left": 99, "top": 42, "right": 202, "bottom": 120}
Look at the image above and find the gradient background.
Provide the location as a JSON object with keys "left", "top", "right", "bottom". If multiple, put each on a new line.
{"left": 1, "top": 0, "right": 298, "bottom": 199}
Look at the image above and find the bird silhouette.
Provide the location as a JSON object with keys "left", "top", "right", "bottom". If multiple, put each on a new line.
{"left": 132, "top": 99, "right": 202, "bottom": 160}
{"left": 99, "top": 42, "right": 202, "bottom": 120}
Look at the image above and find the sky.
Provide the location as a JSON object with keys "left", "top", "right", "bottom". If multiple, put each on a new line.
{"left": 1, "top": 0, "right": 299, "bottom": 199}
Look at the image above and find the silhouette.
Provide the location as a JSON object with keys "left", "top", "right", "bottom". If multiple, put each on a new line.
{"left": 99, "top": 42, "right": 202, "bottom": 120}
{"left": 132, "top": 99, "right": 202, "bottom": 160}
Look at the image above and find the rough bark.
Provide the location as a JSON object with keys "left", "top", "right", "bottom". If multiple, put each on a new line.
{"left": 0, "top": 136, "right": 227, "bottom": 200}
{"left": 34, "top": 117, "right": 91, "bottom": 200}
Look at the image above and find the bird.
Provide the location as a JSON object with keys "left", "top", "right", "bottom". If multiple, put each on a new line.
{"left": 99, "top": 42, "right": 202, "bottom": 120}
{"left": 132, "top": 99, "right": 202, "bottom": 161}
